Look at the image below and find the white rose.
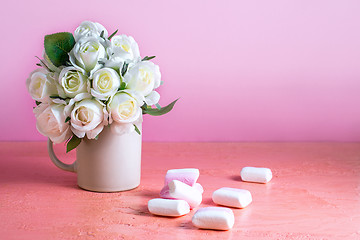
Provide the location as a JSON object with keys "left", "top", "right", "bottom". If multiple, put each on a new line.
{"left": 74, "top": 21, "right": 108, "bottom": 41}
{"left": 59, "top": 67, "right": 89, "bottom": 98}
{"left": 70, "top": 99, "right": 108, "bottom": 139}
{"left": 110, "top": 114, "right": 142, "bottom": 135}
{"left": 106, "top": 35, "right": 140, "bottom": 70}
{"left": 91, "top": 68, "right": 121, "bottom": 100}
{"left": 26, "top": 68, "right": 58, "bottom": 103}
{"left": 33, "top": 103, "right": 72, "bottom": 144}
{"left": 108, "top": 92, "right": 141, "bottom": 123}
{"left": 69, "top": 36, "right": 106, "bottom": 75}
{"left": 123, "top": 61, "right": 161, "bottom": 105}
{"left": 63, "top": 92, "right": 92, "bottom": 117}
{"left": 107, "top": 92, "right": 142, "bottom": 135}
{"left": 143, "top": 91, "right": 160, "bottom": 106}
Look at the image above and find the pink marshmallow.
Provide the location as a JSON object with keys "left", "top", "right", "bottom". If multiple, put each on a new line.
{"left": 164, "top": 168, "right": 200, "bottom": 186}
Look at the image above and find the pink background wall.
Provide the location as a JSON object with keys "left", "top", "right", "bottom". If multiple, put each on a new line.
{"left": 1, "top": 0, "right": 360, "bottom": 142}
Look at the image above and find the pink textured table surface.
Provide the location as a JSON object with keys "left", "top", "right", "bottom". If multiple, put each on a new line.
{"left": 1, "top": 142, "right": 360, "bottom": 239}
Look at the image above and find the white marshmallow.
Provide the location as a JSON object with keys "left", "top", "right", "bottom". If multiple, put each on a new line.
{"left": 160, "top": 182, "right": 204, "bottom": 199}
{"left": 168, "top": 180, "right": 202, "bottom": 209}
{"left": 148, "top": 198, "right": 190, "bottom": 217}
{"left": 193, "top": 182, "right": 204, "bottom": 194}
{"left": 164, "top": 168, "right": 200, "bottom": 186}
{"left": 212, "top": 187, "right": 252, "bottom": 208}
{"left": 192, "top": 207, "right": 235, "bottom": 230}
{"left": 240, "top": 166, "right": 272, "bottom": 183}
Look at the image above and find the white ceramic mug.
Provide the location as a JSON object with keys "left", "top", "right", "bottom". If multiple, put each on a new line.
{"left": 47, "top": 124, "right": 142, "bottom": 192}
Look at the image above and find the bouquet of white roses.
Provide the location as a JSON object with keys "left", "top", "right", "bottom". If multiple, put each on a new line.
{"left": 27, "top": 21, "right": 177, "bottom": 152}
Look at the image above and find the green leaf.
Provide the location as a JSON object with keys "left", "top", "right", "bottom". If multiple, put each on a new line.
{"left": 142, "top": 56, "right": 156, "bottom": 61}
{"left": 35, "top": 101, "right": 41, "bottom": 106}
{"left": 65, "top": 117, "right": 71, "bottom": 123}
{"left": 121, "top": 62, "right": 129, "bottom": 76}
{"left": 108, "top": 29, "right": 118, "bottom": 40}
{"left": 133, "top": 124, "right": 141, "bottom": 135}
{"left": 142, "top": 99, "right": 179, "bottom": 116}
{"left": 44, "top": 32, "right": 75, "bottom": 67}
{"left": 119, "top": 81, "right": 126, "bottom": 90}
{"left": 66, "top": 135, "right": 81, "bottom": 153}
{"left": 155, "top": 103, "right": 161, "bottom": 110}
{"left": 36, "top": 63, "right": 41, "bottom": 67}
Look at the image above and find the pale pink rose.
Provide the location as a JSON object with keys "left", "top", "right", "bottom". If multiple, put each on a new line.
{"left": 33, "top": 103, "right": 72, "bottom": 144}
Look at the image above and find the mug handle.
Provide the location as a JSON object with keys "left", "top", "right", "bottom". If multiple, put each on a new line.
{"left": 47, "top": 138, "right": 76, "bottom": 172}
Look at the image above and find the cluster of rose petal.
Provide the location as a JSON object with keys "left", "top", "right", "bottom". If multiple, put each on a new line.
{"left": 27, "top": 21, "right": 161, "bottom": 144}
